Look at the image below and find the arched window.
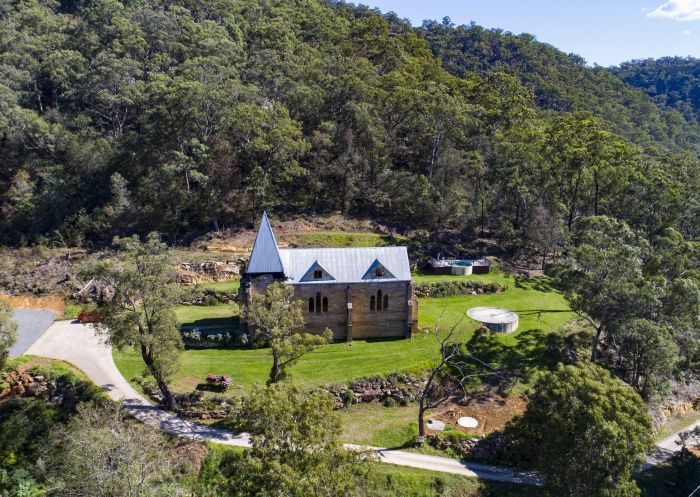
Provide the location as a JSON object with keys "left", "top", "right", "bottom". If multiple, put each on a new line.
{"left": 370, "top": 295, "right": 375, "bottom": 311}
{"left": 383, "top": 294, "right": 389, "bottom": 310}
{"left": 377, "top": 290, "right": 383, "bottom": 311}
{"left": 308, "top": 298, "right": 315, "bottom": 313}
{"left": 316, "top": 293, "right": 321, "bottom": 314}
{"left": 322, "top": 297, "right": 328, "bottom": 313}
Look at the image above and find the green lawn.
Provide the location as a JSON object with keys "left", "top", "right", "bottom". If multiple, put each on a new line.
{"left": 417, "top": 269, "right": 574, "bottom": 344}
{"left": 193, "top": 278, "right": 240, "bottom": 292}
{"left": 114, "top": 266, "right": 574, "bottom": 395}
{"left": 340, "top": 403, "right": 418, "bottom": 448}
{"left": 175, "top": 303, "right": 239, "bottom": 328}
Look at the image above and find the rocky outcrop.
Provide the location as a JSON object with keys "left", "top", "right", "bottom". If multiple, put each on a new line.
{"left": 179, "top": 288, "right": 237, "bottom": 306}
{"left": 322, "top": 373, "right": 425, "bottom": 409}
{"left": 429, "top": 431, "right": 515, "bottom": 465}
{"left": 177, "top": 260, "right": 243, "bottom": 285}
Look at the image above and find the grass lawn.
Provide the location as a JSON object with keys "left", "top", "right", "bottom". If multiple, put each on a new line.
{"left": 175, "top": 303, "right": 240, "bottom": 328}
{"left": 7, "top": 355, "right": 93, "bottom": 384}
{"left": 193, "top": 278, "right": 240, "bottom": 292}
{"left": 416, "top": 269, "right": 574, "bottom": 339}
{"left": 340, "top": 403, "right": 418, "bottom": 447}
{"left": 114, "top": 266, "right": 574, "bottom": 396}
{"left": 361, "top": 463, "right": 535, "bottom": 497}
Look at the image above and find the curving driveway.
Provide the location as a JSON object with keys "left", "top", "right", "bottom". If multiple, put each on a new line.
{"left": 24, "top": 320, "right": 540, "bottom": 484}
{"left": 8, "top": 309, "right": 55, "bottom": 358}
{"left": 23, "top": 320, "right": 695, "bottom": 480}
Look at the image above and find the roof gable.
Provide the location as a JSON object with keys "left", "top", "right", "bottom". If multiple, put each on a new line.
{"left": 300, "top": 261, "right": 336, "bottom": 282}
{"left": 246, "top": 212, "right": 284, "bottom": 274}
{"left": 362, "top": 259, "right": 396, "bottom": 280}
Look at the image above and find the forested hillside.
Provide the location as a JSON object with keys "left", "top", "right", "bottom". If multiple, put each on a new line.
{"left": 418, "top": 19, "right": 700, "bottom": 153}
{"left": 612, "top": 56, "right": 700, "bottom": 124}
{"left": 0, "top": 0, "right": 698, "bottom": 250}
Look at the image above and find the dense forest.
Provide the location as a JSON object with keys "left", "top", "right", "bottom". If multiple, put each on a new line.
{"left": 612, "top": 56, "right": 700, "bottom": 124}
{"left": 0, "top": 0, "right": 698, "bottom": 250}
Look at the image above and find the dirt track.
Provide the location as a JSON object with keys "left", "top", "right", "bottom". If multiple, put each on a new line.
{"left": 0, "top": 295, "right": 66, "bottom": 315}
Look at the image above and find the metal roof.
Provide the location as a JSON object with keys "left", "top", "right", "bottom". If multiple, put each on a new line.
{"left": 245, "top": 212, "right": 285, "bottom": 274}
{"left": 278, "top": 246, "right": 411, "bottom": 284}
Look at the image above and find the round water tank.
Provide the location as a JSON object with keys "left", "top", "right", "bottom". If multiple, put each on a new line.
{"left": 467, "top": 307, "right": 519, "bottom": 333}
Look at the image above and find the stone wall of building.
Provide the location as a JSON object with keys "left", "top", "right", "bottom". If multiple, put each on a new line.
{"left": 241, "top": 276, "right": 417, "bottom": 340}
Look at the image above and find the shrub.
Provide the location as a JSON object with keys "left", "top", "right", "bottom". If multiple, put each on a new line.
{"left": 414, "top": 280, "right": 503, "bottom": 298}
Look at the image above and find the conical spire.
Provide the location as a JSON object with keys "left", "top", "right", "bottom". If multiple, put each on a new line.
{"left": 246, "top": 212, "right": 285, "bottom": 274}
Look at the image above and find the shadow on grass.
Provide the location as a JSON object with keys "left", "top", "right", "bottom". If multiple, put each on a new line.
{"left": 461, "top": 326, "right": 588, "bottom": 388}
{"left": 181, "top": 316, "right": 241, "bottom": 328}
{"left": 513, "top": 276, "right": 555, "bottom": 293}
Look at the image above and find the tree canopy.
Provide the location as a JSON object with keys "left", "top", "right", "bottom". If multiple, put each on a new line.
{"left": 511, "top": 362, "right": 654, "bottom": 497}
{"left": 0, "top": 0, "right": 697, "bottom": 254}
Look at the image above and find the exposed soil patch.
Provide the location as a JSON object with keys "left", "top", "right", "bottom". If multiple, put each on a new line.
{"left": 0, "top": 294, "right": 66, "bottom": 315}
{"left": 428, "top": 392, "right": 527, "bottom": 436}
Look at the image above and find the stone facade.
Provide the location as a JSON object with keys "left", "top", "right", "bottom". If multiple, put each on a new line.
{"left": 241, "top": 212, "right": 418, "bottom": 341}
{"left": 241, "top": 276, "right": 418, "bottom": 341}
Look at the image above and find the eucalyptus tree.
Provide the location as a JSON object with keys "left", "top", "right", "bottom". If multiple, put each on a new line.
{"left": 557, "top": 216, "right": 647, "bottom": 361}
{"left": 244, "top": 282, "right": 331, "bottom": 384}
{"left": 84, "top": 233, "right": 182, "bottom": 409}
{"left": 511, "top": 362, "right": 653, "bottom": 497}
{"left": 217, "top": 383, "right": 371, "bottom": 497}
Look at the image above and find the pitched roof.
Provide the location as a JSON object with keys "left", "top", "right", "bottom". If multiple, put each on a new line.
{"left": 246, "top": 212, "right": 284, "bottom": 274}
{"left": 278, "top": 246, "right": 411, "bottom": 284}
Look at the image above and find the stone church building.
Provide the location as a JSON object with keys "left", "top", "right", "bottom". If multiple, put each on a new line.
{"left": 240, "top": 213, "right": 418, "bottom": 340}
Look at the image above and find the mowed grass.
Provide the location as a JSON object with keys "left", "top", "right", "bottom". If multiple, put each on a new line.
{"left": 113, "top": 266, "right": 574, "bottom": 394}
{"left": 193, "top": 278, "right": 240, "bottom": 292}
{"left": 339, "top": 403, "right": 418, "bottom": 447}
{"left": 416, "top": 269, "right": 574, "bottom": 345}
{"left": 175, "top": 303, "right": 239, "bottom": 327}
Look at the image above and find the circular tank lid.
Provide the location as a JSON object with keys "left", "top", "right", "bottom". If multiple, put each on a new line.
{"left": 467, "top": 307, "right": 518, "bottom": 325}
{"left": 458, "top": 416, "right": 479, "bottom": 428}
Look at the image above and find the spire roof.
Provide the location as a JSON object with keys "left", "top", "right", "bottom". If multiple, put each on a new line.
{"left": 246, "top": 212, "right": 285, "bottom": 274}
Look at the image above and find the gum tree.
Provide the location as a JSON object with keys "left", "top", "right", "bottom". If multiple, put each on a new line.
{"left": 244, "top": 282, "right": 331, "bottom": 384}
{"left": 84, "top": 233, "right": 182, "bottom": 409}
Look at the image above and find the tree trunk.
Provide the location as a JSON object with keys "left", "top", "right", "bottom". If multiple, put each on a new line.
{"left": 157, "top": 379, "right": 177, "bottom": 411}
{"left": 418, "top": 395, "right": 426, "bottom": 440}
{"left": 568, "top": 169, "right": 583, "bottom": 230}
{"left": 269, "top": 352, "right": 281, "bottom": 384}
{"left": 590, "top": 326, "right": 602, "bottom": 362}
{"left": 141, "top": 344, "right": 177, "bottom": 410}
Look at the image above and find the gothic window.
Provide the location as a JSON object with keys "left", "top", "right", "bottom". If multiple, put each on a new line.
{"left": 322, "top": 297, "right": 328, "bottom": 313}
{"left": 316, "top": 293, "right": 321, "bottom": 313}
{"left": 383, "top": 294, "right": 389, "bottom": 310}
{"left": 370, "top": 295, "right": 375, "bottom": 311}
{"left": 314, "top": 269, "right": 322, "bottom": 279}
{"left": 377, "top": 290, "right": 383, "bottom": 310}
{"left": 308, "top": 298, "right": 315, "bottom": 313}
{"left": 375, "top": 267, "right": 384, "bottom": 277}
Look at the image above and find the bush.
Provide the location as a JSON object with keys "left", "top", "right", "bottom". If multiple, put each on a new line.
{"left": 181, "top": 328, "right": 240, "bottom": 348}
{"left": 414, "top": 280, "right": 503, "bottom": 298}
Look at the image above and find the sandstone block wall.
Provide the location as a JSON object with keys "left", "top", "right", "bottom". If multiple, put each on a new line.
{"left": 241, "top": 275, "right": 417, "bottom": 340}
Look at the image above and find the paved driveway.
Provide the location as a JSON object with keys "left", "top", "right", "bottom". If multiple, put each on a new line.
{"left": 25, "top": 320, "right": 539, "bottom": 484}
{"left": 8, "top": 308, "right": 56, "bottom": 358}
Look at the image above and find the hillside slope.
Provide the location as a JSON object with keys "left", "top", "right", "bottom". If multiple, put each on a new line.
{"left": 0, "top": 0, "right": 697, "bottom": 249}
{"left": 611, "top": 56, "right": 700, "bottom": 124}
{"left": 417, "top": 20, "right": 700, "bottom": 154}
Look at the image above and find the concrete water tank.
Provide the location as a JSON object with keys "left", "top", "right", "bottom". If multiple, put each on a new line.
{"left": 467, "top": 307, "right": 519, "bottom": 333}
